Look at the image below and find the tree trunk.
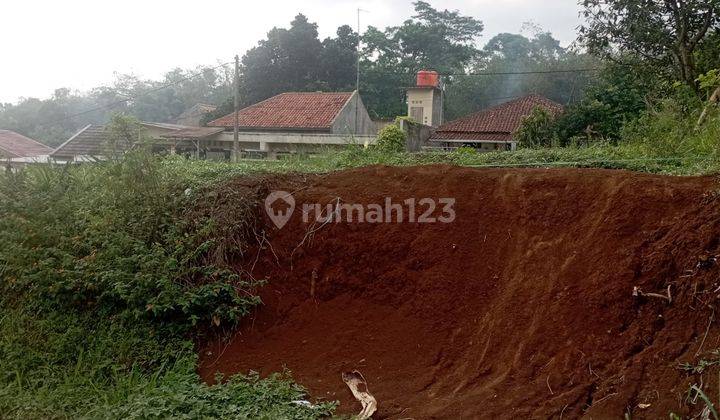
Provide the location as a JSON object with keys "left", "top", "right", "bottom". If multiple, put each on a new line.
{"left": 676, "top": 45, "right": 699, "bottom": 92}
{"left": 696, "top": 86, "right": 720, "bottom": 129}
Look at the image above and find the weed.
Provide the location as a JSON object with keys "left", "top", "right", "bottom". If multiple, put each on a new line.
{"left": 680, "top": 352, "right": 720, "bottom": 374}
{"left": 0, "top": 152, "right": 333, "bottom": 418}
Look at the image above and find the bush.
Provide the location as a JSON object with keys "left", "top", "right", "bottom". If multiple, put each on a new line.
{"left": 514, "top": 106, "right": 559, "bottom": 148}
{"left": 551, "top": 60, "right": 658, "bottom": 144}
{"left": 0, "top": 152, "right": 260, "bottom": 329}
{"left": 376, "top": 123, "right": 407, "bottom": 152}
{"left": 0, "top": 153, "right": 335, "bottom": 418}
{"left": 621, "top": 95, "right": 720, "bottom": 158}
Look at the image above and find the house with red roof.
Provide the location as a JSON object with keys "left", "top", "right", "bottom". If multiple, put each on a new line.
{"left": 208, "top": 91, "right": 375, "bottom": 135}
{"left": 48, "top": 91, "right": 377, "bottom": 162}
{"left": 429, "top": 95, "right": 563, "bottom": 152}
{"left": 0, "top": 130, "right": 53, "bottom": 159}
{"left": 203, "top": 91, "right": 376, "bottom": 158}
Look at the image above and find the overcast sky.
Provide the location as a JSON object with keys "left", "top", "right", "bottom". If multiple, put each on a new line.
{"left": 0, "top": 0, "right": 583, "bottom": 104}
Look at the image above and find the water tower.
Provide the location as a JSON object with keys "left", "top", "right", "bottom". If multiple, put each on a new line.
{"left": 406, "top": 70, "right": 443, "bottom": 127}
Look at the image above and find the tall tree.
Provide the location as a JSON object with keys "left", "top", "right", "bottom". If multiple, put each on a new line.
{"left": 361, "top": 1, "right": 484, "bottom": 117}
{"left": 319, "top": 25, "right": 358, "bottom": 91}
{"left": 579, "top": 0, "right": 720, "bottom": 89}
{"left": 444, "top": 32, "right": 599, "bottom": 120}
{"left": 241, "top": 14, "right": 324, "bottom": 104}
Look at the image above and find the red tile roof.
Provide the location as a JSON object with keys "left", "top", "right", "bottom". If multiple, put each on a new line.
{"left": 51, "top": 125, "right": 126, "bottom": 158}
{"left": 208, "top": 92, "right": 354, "bottom": 130}
{"left": 431, "top": 95, "right": 563, "bottom": 142}
{"left": 0, "top": 130, "right": 53, "bottom": 158}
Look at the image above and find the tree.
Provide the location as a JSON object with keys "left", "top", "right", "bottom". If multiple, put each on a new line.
{"left": 553, "top": 59, "right": 658, "bottom": 143}
{"left": 444, "top": 32, "right": 599, "bottom": 120}
{"left": 241, "top": 14, "right": 324, "bottom": 105}
{"left": 361, "top": 1, "right": 484, "bottom": 118}
{"left": 579, "top": 0, "right": 720, "bottom": 89}
{"left": 319, "top": 25, "right": 358, "bottom": 91}
{"left": 104, "top": 113, "right": 150, "bottom": 159}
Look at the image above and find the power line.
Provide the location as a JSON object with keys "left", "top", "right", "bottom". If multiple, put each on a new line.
{"left": 373, "top": 68, "right": 601, "bottom": 77}
{"left": 449, "top": 68, "right": 600, "bottom": 76}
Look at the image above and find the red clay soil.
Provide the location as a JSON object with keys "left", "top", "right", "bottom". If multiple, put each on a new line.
{"left": 198, "top": 165, "right": 720, "bottom": 419}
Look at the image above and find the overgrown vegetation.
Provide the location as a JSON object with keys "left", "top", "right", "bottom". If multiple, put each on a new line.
{"left": 0, "top": 151, "right": 335, "bottom": 418}
{"left": 3, "top": 112, "right": 720, "bottom": 416}
{"left": 514, "top": 107, "right": 560, "bottom": 148}
{"left": 3, "top": 0, "right": 720, "bottom": 416}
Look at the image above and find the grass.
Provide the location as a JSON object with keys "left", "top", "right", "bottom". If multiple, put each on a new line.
{"left": 274, "top": 142, "right": 720, "bottom": 176}
{"left": 0, "top": 303, "right": 336, "bottom": 419}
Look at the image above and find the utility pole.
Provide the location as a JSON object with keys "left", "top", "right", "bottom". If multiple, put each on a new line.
{"left": 233, "top": 54, "right": 240, "bottom": 163}
{"left": 356, "top": 8, "right": 361, "bottom": 94}
{"left": 355, "top": 8, "right": 365, "bottom": 135}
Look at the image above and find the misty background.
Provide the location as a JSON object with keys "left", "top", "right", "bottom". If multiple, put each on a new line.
{"left": 0, "top": 0, "right": 590, "bottom": 146}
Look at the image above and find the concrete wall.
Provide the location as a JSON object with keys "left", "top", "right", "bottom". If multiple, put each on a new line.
{"left": 400, "top": 120, "right": 433, "bottom": 152}
{"left": 432, "top": 89, "right": 444, "bottom": 126}
{"left": 331, "top": 92, "right": 377, "bottom": 135}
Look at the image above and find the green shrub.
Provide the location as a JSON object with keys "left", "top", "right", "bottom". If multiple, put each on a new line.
{"left": 621, "top": 94, "right": 720, "bottom": 159}
{"left": 376, "top": 123, "right": 407, "bottom": 152}
{"left": 453, "top": 146, "right": 477, "bottom": 155}
{"left": 514, "top": 106, "right": 560, "bottom": 148}
{"left": 0, "top": 151, "right": 260, "bottom": 329}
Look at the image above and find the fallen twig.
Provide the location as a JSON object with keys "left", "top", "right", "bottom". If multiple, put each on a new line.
{"left": 696, "top": 311, "right": 716, "bottom": 357}
{"left": 291, "top": 196, "right": 341, "bottom": 263}
{"left": 547, "top": 375, "right": 554, "bottom": 395}
{"left": 633, "top": 285, "right": 672, "bottom": 303}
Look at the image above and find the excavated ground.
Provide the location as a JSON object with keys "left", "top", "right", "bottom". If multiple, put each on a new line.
{"left": 198, "top": 165, "right": 720, "bottom": 419}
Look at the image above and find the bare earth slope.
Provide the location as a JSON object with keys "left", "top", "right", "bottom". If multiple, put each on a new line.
{"left": 199, "top": 165, "right": 720, "bottom": 419}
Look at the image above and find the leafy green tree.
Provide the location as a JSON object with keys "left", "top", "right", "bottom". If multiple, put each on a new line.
{"left": 360, "top": 1, "right": 484, "bottom": 118}
{"left": 241, "top": 14, "right": 324, "bottom": 105}
{"left": 444, "top": 32, "right": 599, "bottom": 120}
{"left": 319, "top": 25, "right": 359, "bottom": 91}
{"left": 696, "top": 30, "right": 720, "bottom": 75}
{"left": 579, "top": 0, "right": 720, "bottom": 89}
{"left": 554, "top": 60, "right": 657, "bottom": 143}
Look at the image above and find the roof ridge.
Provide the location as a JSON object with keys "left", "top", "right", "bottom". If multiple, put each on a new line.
{"left": 278, "top": 91, "right": 354, "bottom": 95}
{"left": 51, "top": 124, "right": 93, "bottom": 157}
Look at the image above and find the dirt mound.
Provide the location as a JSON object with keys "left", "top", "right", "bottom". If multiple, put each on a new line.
{"left": 199, "top": 165, "right": 720, "bottom": 418}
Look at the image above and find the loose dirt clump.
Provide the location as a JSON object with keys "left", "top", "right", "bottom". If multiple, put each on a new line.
{"left": 199, "top": 165, "right": 720, "bottom": 418}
